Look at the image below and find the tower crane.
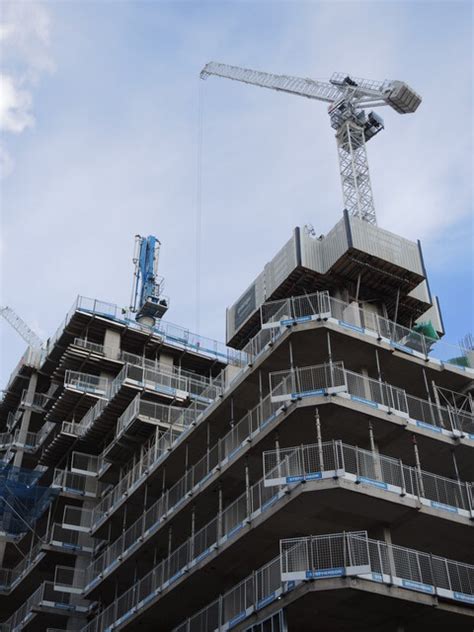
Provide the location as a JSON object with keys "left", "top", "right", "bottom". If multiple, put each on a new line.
{"left": 0, "top": 306, "right": 43, "bottom": 348}
{"left": 200, "top": 62, "right": 421, "bottom": 226}
{"left": 130, "top": 234, "right": 169, "bottom": 324}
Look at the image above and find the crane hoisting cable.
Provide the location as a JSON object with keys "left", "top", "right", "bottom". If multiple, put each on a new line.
{"left": 200, "top": 62, "right": 421, "bottom": 226}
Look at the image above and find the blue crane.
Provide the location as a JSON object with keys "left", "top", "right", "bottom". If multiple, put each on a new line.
{"left": 130, "top": 235, "right": 169, "bottom": 323}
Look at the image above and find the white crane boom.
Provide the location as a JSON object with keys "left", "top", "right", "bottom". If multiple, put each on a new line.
{"left": 0, "top": 306, "right": 43, "bottom": 349}
{"left": 201, "top": 62, "right": 341, "bottom": 104}
{"left": 200, "top": 62, "right": 421, "bottom": 226}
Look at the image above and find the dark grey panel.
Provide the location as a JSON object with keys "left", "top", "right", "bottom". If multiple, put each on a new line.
{"left": 234, "top": 284, "right": 256, "bottom": 330}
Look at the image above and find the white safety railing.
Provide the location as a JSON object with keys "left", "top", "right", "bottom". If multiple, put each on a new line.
{"left": 269, "top": 362, "right": 474, "bottom": 437}
{"left": 115, "top": 395, "right": 202, "bottom": 439}
{"left": 0, "top": 424, "right": 56, "bottom": 453}
{"left": 86, "top": 392, "right": 282, "bottom": 581}
{"left": 52, "top": 469, "right": 109, "bottom": 498}
{"left": 81, "top": 424, "right": 474, "bottom": 631}
{"left": 64, "top": 371, "right": 110, "bottom": 397}
{"left": 90, "top": 425, "right": 184, "bottom": 529}
{"left": 3, "top": 581, "right": 87, "bottom": 630}
{"left": 263, "top": 440, "right": 473, "bottom": 515}
{"left": 0, "top": 523, "right": 96, "bottom": 593}
{"left": 81, "top": 470, "right": 284, "bottom": 632}
{"left": 269, "top": 361, "right": 346, "bottom": 402}
{"left": 85, "top": 359, "right": 472, "bottom": 542}
{"left": 69, "top": 399, "right": 108, "bottom": 438}
{"left": 120, "top": 350, "right": 223, "bottom": 390}
{"left": 19, "top": 389, "right": 50, "bottom": 410}
{"left": 73, "top": 338, "right": 109, "bottom": 355}
{"left": 70, "top": 452, "right": 106, "bottom": 477}
{"left": 45, "top": 295, "right": 247, "bottom": 368}
{"left": 172, "top": 529, "right": 474, "bottom": 632}
{"left": 6, "top": 410, "right": 22, "bottom": 432}
{"left": 259, "top": 290, "right": 473, "bottom": 371}
{"left": 4, "top": 346, "right": 43, "bottom": 393}
{"left": 280, "top": 531, "right": 474, "bottom": 600}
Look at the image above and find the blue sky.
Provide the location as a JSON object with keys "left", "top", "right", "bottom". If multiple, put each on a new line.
{"left": 0, "top": 0, "right": 472, "bottom": 385}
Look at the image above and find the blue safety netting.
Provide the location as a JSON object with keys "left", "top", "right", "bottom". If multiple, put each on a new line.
{"left": 0, "top": 464, "right": 58, "bottom": 536}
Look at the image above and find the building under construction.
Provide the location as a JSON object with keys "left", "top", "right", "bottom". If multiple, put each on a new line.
{"left": 0, "top": 65, "right": 473, "bottom": 632}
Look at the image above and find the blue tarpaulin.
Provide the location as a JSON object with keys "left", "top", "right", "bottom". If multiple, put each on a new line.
{"left": 0, "top": 463, "right": 58, "bottom": 536}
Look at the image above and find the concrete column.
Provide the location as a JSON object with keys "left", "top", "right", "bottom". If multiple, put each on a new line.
{"left": 104, "top": 328, "right": 121, "bottom": 360}
{"left": 159, "top": 353, "right": 174, "bottom": 373}
{"left": 67, "top": 498, "right": 96, "bottom": 630}
{"left": 13, "top": 372, "right": 38, "bottom": 469}
{"left": 224, "top": 364, "right": 241, "bottom": 388}
{"left": 381, "top": 526, "right": 397, "bottom": 582}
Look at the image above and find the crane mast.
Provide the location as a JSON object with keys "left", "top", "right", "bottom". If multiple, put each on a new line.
{"left": 201, "top": 62, "right": 421, "bottom": 226}
{"left": 130, "top": 234, "right": 169, "bottom": 325}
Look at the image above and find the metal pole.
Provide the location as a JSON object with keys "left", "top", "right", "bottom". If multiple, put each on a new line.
{"left": 355, "top": 272, "right": 362, "bottom": 303}
{"left": 245, "top": 459, "right": 251, "bottom": 518}
{"left": 368, "top": 420, "right": 376, "bottom": 453}
{"left": 326, "top": 331, "right": 333, "bottom": 364}
{"left": 412, "top": 434, "right": 425, "bottom": 497}
{"left": 451, "top": 449, "right": 461, "bottom": 481}
{"left": 218, "top": 485, "right": 223, "bottom": 541}
{"left": 374, "top": 349, "right": 382, "bottom": 382}
{"left": 162, "top": 466, "right": 166, "bottom": 495}
{"left": 431, "top": 379, "right": 447, "bottom": 429}
{"left": 190, "top": 506, "right": 195, "bottom": 560}
{"left": 122, "top": 504, "right": 127, "bottom": 533}
{"left": 422, "top": 368, "right": 432, "bottom": 402}
{"left": 393, "top": 287, "right": 400, "bottom": 325}
{"left": 275, "top": 433, "right": 283, "bottom": 489}
{"left": 315, "top": 408, "right": 324, "bottom": 471}
{"left": 289, "top": 339, "right": 294, "bottom": 370}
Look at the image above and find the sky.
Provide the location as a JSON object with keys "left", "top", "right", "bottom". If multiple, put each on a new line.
{"left": 0, "top": 0, "right": 473, "bottom": 385}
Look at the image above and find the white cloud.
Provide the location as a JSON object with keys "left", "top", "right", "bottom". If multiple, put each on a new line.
{"left": 0, "top": 74, "right": 34, "bottom": 133}
{"left": 0, "top": 1, "right": 54, "bottom": 175}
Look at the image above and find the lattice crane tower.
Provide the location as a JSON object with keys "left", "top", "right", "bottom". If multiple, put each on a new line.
{"left": 200, "top": 63, "right": 421, "bottom": 226}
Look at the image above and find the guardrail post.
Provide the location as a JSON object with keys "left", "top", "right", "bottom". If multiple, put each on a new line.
{"left": 412, "top": 435, "right": 425, "bottom": 497}
{"left": 428, "top": 553, "right": 437, "bottom": 595}
{"left": 218, "top": 594, "right": 223, "bottom": 631}
{"left": 167, "top": 526, "right": 173, "bottom": 581}
{"left": 315, "top": 408, "right": 324, "bottom": 471}
{"left": 308, "top": 535, "right": 314, "bottom": 575}
{"left": 300, "top": 444, "right": 306, "bottom": 478}
{"left": 465, "top": 481, "right": 473, "bottom": 516}
{"left": 245, "top": 460, "right": 251, "bottom": 519}
{"left": 190, "top": 507, "right": 195, "bottom": 561}
{"left": 218, "top": 485, "right": 223, "bottom": 542}
{"left": 444, "top": 558, "right": 452, "bottom": 591}
{"left": 355, "top": 446, "right": 360, "bottom": 483}
{"left": 399, "top": 459, "right": 406, "bottom": 497}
